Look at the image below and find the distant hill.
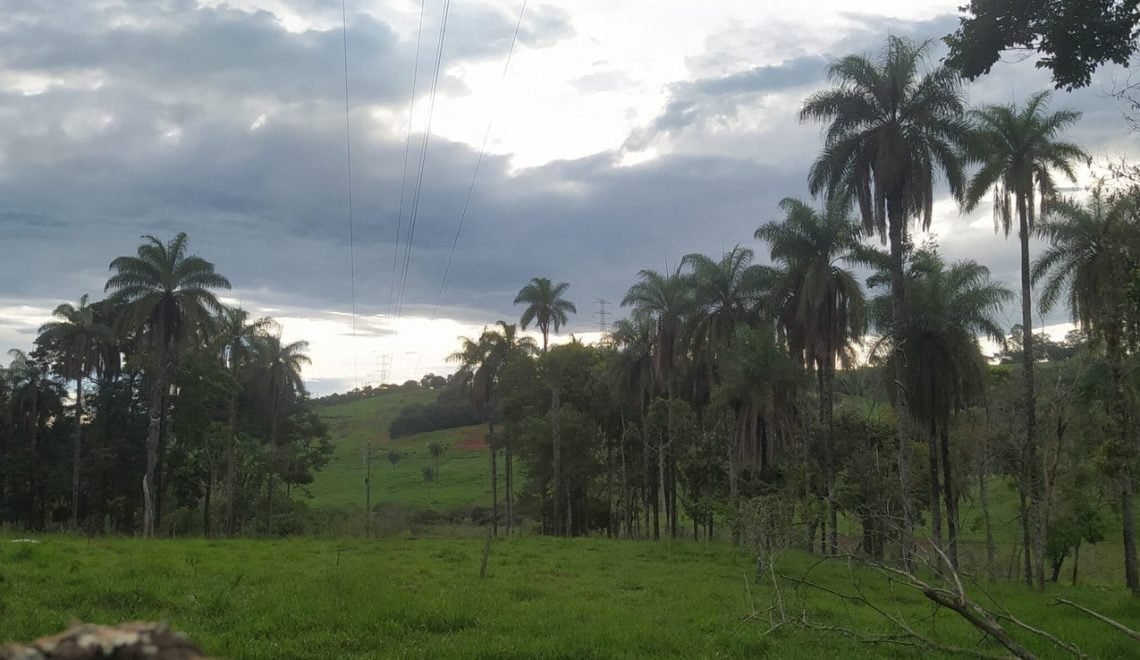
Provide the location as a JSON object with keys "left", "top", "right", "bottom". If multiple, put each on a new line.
{"left": 308, "top": 389, "right": 491, "bottom": 511}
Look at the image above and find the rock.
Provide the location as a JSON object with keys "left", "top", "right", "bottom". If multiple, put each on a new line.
{"left": 1, "top": 622, "right": 206, "bottom": 659}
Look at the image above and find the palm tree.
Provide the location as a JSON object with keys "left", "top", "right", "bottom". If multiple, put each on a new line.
{"left": 254, "top": 334, "right": 310, "bottom": 534}
{"left": 1033, "top": 189, "right": 1140, "bottom": 595}
{"left": 682, "top": 246, "right": 773, "bottom": 396}
{"left": 514, "top": 277, "right": 577, "bottom": 352}
{"left": 801, "top": 36, "right": 970, "bottom": 545}
{"left": 871, "top": 249, "right": 1011, "bottom": 568}
{"left": 36, "top": 294, "right": 114, "bottom": 527}
{"left": 964, "top": 91, "right": 1086, "bottom": 589}
{"left": 610, "top": 315, "right": 656, "bottom": 534}
{"left": 215, "top": 306, "right": 274, "bottom": 536}
{"left": 105, "top": 233, "right": 230, "bottom": 537}
{"left": 756, "top": 195, "right": 868, "bottom": 555}
{"left": 622, "top": 267, "right": 693, "bottom": 538}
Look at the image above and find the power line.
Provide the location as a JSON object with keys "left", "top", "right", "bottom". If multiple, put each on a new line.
{"left": 395, "top": 0, "right": 453, "bottom": 324}
{"left": 341, "top": 0, "right": 359, "bottom": 389}
{"left": 387, "top": 0, "right": 427, "bottom": 331}
{"left": 429, "top": 0, "right": 530, "bottom": 321}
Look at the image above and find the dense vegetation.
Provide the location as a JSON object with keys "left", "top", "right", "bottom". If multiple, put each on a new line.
{"left": 0, "top": 233, "right": 331, "bottom": 537}
{"left": 432, "top": 36, "right": 1140, "bottom": 608}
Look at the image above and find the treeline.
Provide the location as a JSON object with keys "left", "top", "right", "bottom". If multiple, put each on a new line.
{"left": 388, "top": 378, "right": 481, "bottom": 439}
{"left": 1, "top": 233, "right": 330, "bottom": 536}
{"left": 446, "top": 35, "right": 1140, "bottom": 596}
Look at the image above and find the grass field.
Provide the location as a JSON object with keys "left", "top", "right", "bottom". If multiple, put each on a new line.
{"left": 1, "top": 535, "right": 1137, "bottom": 658}
{"left": 311, "top": 392, "right": 492, "bottom": 511}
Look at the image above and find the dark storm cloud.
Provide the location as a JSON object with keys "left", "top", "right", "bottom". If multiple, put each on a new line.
{"left": 0, "top": 0, "right": 572, "bottom": 105}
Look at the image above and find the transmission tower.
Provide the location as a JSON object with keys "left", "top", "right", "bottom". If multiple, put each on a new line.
{"left": 594, "top": 299, "right": 611, "bottom": 346}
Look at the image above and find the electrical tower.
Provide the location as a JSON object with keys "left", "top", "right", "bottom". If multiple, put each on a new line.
{"left": 378, "top": 355, "right": 391, "bottom": 385}
{"left": 594, "top": 299, "right": 610, "bottom": 346}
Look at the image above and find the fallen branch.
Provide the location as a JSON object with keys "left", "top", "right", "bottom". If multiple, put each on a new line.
{"left": 1051, "top": 598, "right": 1140, "bottom": 642}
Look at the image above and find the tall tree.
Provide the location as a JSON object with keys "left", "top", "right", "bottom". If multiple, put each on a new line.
{"left": 105, "top": 233, "right": 231, "bottom": 538}
{"left": 253, "top": 335, "right": 310, "bottom": 534}
{"left": 946, "top": 0, "right": 1140, "bottom": 90}
{"left": 214, "top": 307, "right": 273, "bottom": 536}
{"left": 756, "top": 195, "right": 868, "bottom": 555}
{"left": 801, "top": 36, "right": 970, "bottom": 551}
{"left": 964, "top": 91, "right": 1086, "bottom": 588}
{"left": 870, "top": 249, "right": 1011, "bottom": 568}
{"left": 622, "top": 267, "right": 693, "bottom": 538}
{"left": 514, "top": 277, "right": 577, "bottom": 352}
{"left": 1033, "top": 189, "right": 1140, "bottom": 595}
{"left": 5, "top": 349, "right": 62, "bottom": 529}
{"left": 36, "top": 294, "right": 113, "bottom": 527}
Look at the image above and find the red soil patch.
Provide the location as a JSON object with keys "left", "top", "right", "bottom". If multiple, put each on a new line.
{"left": 456, "top": 430, "right": 487, "bottom": 450}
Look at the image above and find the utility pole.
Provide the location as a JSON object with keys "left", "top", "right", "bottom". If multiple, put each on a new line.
{"left": 594, "top": 298, "right": 610, "bottom": 346}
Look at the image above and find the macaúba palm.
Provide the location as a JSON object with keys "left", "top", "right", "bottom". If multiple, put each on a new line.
{"left": 214, "top": 306, "right": 274, "bottom": 536}
{"left": 105, "top": 232, "right": 231, "bottom": 538}
{"left": 252, "top": 333, "right": 310, "bottom": 533}
{"left": 1033, "top": 189, "right": 1140, "bottom": 594}
{"left": 964, "top": 90, "right": 1087, "bottom": 589}
{"left": 681, "top": 245, "right": 773, "bottom": 402}
{"left": 36, "top": 294, "right": 114, "bottom": 527}
{"left": 756, "top": 195, "right": 868, "bottom": 555}
{"left": 801, "top": 35, "right": 969, "bottom": 542}
{"left": 514, "top": 277, "right": 577, "bottom": 352}
{"left": 870, "top": 248, "right": 1011, "bottom": 568}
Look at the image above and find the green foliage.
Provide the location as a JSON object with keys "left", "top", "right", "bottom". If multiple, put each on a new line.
{"left": 946, "top": 0, "right": 1140, "bottom": 90}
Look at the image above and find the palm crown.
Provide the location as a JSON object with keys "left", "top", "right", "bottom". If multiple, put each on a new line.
{"left": 514, "top": 277, "right": 576, "bottom": 352}
{"left": 801, "top": 36, "right": 969, "bottom": 239}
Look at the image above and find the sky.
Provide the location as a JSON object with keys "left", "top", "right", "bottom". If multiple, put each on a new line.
{"left": 1, "top": 0, "right": 1137, "bottom": 394}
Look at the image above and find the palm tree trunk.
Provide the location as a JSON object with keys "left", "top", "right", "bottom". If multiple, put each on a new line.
{"left": 821, "top": 358, "right": 837, "bottom": 555}
{"left": 551, "top": 385, "right": 562, "bottom": 536}
{"left": 226, "top": 390, "right": 238, "bottom": 536}
{"left": 505, "top": 430, "right": 513, "bottom": 536}
{"left": 939, "top": 422, "right": 958, "bottom": 569}
{"left": 927, "top": 417, "right": 942, "bottom": 553}
{"left": 606, "top": 433, "right": 614, "bottom": 538}
{"left": 72, "top": 376, "right": 83, "bottom": 528}
{"left": 267, "top": 392, "right": 279, "bottom": 536}
{"left": 887, "top": 203, "right": 914, "bottom": 560}
{"left": 143, "top": 376, "right": 162, "bottom": 539}
{"left": 489, "top": 420, "right": 498, "bottom": 537}
{"left": 1017, "top": 194, "right": 1044, "bottom": 591}
{"left": 980, "top": 424, "right": 995, "bottom": 580}
{"left": 1109, "top": 344, "right": 1140, "bottom": 594}
{"left": 642, "top": 416, "right": 652, "bottom": 538}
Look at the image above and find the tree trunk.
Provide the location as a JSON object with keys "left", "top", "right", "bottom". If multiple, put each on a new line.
{"left": 1109, "top": 345, "right": 1140, "bottom": 595}
{"left": 1123, "top": 472, "right": 1139, "bottom": 596}
{"left": 940, "top": 423, "right": 958, "bottom": 569}
{"left": 657, "top": 424, "right": 667, "bottom": 542}
{"left": 821, "top": 358, "right": 838, "bottom": 555}
{"left": 1017, "top": 193, "right": 1044, "bottom": 591}
{"left": 203, "top": 463, "right": 213, "bottom": 538}
{"left": 225, "top": 390, "right": 238, "bottom": 536}
{"left": 887, "top": 201, "right": 914, "bottom": 558}
{"left": 606, "top": 433, "right": 614, "bottom": 538}
{"left": 1019, "top": 485, "right": 1033, "bottom": 587}
{"left": 551, "top": 386, "right": 562, "bottom": 536}
{"left": 72, "top": 376, "right": 83, "bottom": 528}
{"left": 981, "top": 421, "right": 995, "bottom": 580}
{"left": 143, "top": 379, "right": 162, "bottom": 539}
{"left": 927, "top": 417, "right": 942, "bottom": 553}
{"left": 489, "top": 421, "right": 498, "bottom": 537}
{"left": 505, "top": 429, "right": 513, "bottom": 536}
{"left": 1072, "top": 541, "right": 1081, "bottom": 586}
{"left": 266, "top": 392, "right": 278, "bottom": 536}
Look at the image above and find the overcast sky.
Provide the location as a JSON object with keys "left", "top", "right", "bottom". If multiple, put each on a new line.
{"left": 1, "top": 0, "right": 1136, "bottom": 394}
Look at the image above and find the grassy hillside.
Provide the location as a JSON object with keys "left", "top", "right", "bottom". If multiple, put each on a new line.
{"left": 310, "top": 391, "right": 492, "bottom": 511}
{"left": 2, "top": 536, "right": 1137, "bottom": 659}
